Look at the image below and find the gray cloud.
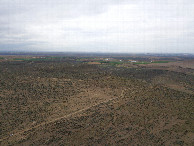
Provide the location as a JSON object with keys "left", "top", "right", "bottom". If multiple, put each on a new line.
{"left": 0, "top": 0, "right": 194, "bottom": 53}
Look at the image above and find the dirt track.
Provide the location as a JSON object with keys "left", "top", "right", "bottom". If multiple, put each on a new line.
{"left": 0, "top": 89, "right": 126, "bottom": 143}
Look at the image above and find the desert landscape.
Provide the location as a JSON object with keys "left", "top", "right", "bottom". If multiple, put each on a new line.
{"left": 1, "top": 0, "right": 194, "bottom": 145}
{"left": 0, "top": 53, "right": 193, "bottom": 145}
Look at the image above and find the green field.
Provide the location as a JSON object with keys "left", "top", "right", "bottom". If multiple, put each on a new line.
{"left": 134, "top": 62, "right": 150, "bottom": 64}
{"left": 134, "top": 61, "right": 170, "bottom": 64}
{"left": 152, "top": 61, "right": 170, "bottom": 63}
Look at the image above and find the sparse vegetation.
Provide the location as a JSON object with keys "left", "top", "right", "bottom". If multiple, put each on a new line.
{"left": 0, "top": 54, "right": 193, "bottom": 145}
{"left": 98, "top": 61, "right": 123, "bottom": 65}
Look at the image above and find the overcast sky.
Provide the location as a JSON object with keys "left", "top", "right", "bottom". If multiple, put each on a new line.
{"left": 0, "top": 0, "right": 194, "bottom": 53}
